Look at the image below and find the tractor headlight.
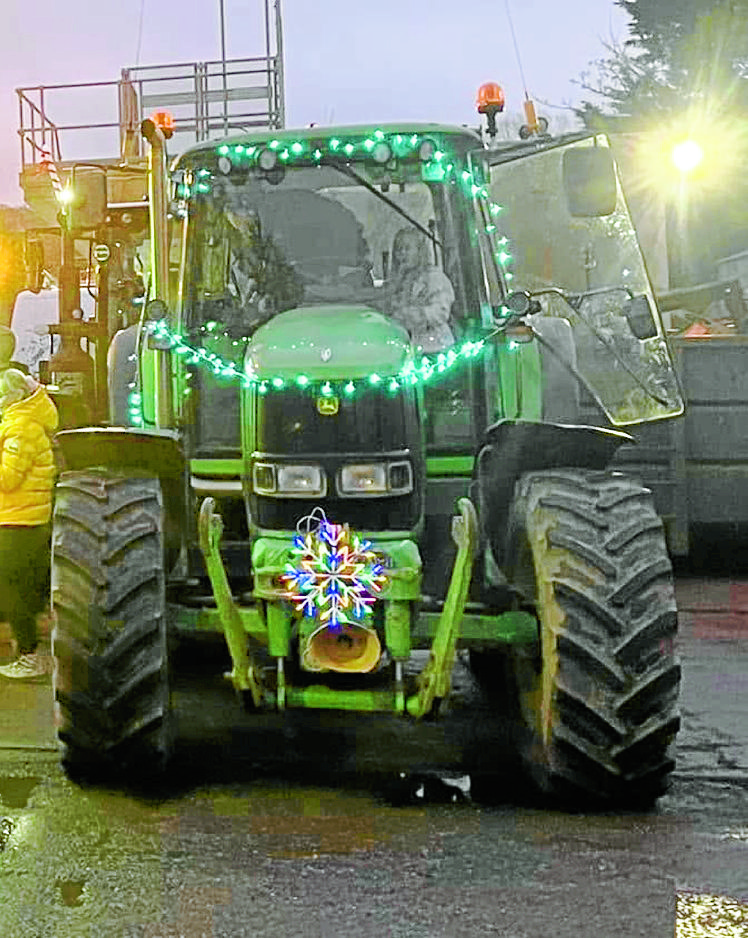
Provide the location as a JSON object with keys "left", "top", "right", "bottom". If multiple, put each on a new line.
{"left": 339, "top": 463, "right": 387, "bottom": 495}
{"left": 337, "top": 461, "right": 413, "bottom": 497}
{"left": 253, "top": 462, "right": 326, "bottom": 497}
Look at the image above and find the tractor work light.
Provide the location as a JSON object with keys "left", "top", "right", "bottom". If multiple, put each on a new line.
{"left": 337, "top": 461, "right": 413, "bottom": 497}
{"left": 418, "top": 139, "right": 438, "bottom": 162}
{"left": 372, "top": 141, "right": 392, "bottom": 164}
{"left": 253, "top": 462, "right": 326, "bottom": 497}
{"left": 258, "top": 148, "right": 279, "bottom": 171}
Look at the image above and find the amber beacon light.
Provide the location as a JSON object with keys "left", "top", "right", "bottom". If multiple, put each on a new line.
{"left": 476, "top": 83, "right": 506, "bottom": 139}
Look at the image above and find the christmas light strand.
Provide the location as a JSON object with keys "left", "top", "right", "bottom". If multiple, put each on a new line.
{"left": 143, "top": 318, "right": 488, "bottom": 397}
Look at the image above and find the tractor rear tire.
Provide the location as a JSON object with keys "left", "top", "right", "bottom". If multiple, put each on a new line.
{"left": 51, "top": 471, "right": 172, "bottom": 780}
{"left": 502, "top": 468, "right": 680, "bottom": 806}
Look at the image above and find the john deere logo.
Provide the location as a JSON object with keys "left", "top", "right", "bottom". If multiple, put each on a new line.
{"left": 317, "top": 396, "right": 339, "bottom": 415}
{"left": 321, "top": 347, "right": 332, "bottom": 362}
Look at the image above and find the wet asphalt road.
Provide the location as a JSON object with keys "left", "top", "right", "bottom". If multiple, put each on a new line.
{"left": 0, "top": 576, "right": 747, "bottom": 938}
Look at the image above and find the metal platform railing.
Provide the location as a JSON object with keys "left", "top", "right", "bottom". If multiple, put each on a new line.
{"left": 17, "top": 54, "right": 285, "bottom": 169}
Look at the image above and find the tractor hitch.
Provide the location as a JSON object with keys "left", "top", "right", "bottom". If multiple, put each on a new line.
{"left": 407, "top": 498, "right": 478, "bottom": 718}
{"left": 198, "top": 497, "right": 264, "bottom": 706}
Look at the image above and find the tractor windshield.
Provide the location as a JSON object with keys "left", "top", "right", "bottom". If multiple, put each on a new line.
{"left": 488, "top": 137, "right": 684, "bottom": 424}
{"left": 181, "top": 158, "right": 483, "bottom": 353}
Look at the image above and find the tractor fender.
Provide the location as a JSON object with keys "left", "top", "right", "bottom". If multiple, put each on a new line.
{"left": 470, "top": 419, "right": 633, "bottom": 568}
{"left": 54, "top": 427, "right": 186, "bottom": 554}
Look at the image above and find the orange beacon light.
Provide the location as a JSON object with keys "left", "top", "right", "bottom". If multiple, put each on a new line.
{"left": 476, "top": 83, "right": 506, "bottom": 139}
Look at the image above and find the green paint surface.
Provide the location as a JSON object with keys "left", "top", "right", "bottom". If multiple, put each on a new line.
{"left": 246, "top": 306, "right": 410, "bottom": 381}
{"left": 284, "top": 686, "right": 397, "bottom": 712}
{"left": 426, "top": 456, "right": 474, "bottom": 476}
{"left": 191, "top": 458, "right": 243, "bottom": 476}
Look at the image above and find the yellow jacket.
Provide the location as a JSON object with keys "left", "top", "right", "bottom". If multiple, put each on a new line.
{"left": 0, "top": 386, "right": 59, "bottom": 526}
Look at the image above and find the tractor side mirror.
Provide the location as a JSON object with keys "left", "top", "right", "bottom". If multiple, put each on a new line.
{"left": 501, "top": 290, "right": 542, "bottom": 318}
{"left": 562, "top": 148, "right": 617, "bottom": 217}
{"left": 623, "top": 293, "right": 658, "bottom": 340}
{"left": 67, "top": 166, "right": 108, "bottom": 230}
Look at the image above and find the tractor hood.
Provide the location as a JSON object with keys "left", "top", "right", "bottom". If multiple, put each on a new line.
{"left": 244, "top": 306, "right": 412, "bottom": 381}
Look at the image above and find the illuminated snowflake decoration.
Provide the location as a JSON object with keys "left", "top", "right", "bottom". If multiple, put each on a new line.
{"left": 281, "top": 520, "right": 388, "bottom": 630}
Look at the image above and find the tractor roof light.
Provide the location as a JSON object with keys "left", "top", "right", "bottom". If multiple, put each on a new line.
{"left": 477, "top": 82, "right": 506, "bottom": 140}
{"left": 476, "top": 82, "right": 506, "bottom": 116}
{"left": 258, "top": 148, "right": 278, "bottom": 171}
{"left": 418, "top": 138, "right": 438, "bottom": 162}
{"left": 372, "top": 141, "right": 392, "bottom": 164}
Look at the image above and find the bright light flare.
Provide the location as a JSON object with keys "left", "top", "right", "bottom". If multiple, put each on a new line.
{"left": 618, "top": 112, "right": 747, "bottom": 202}
{"left": 671, "top": 140, "right": 704, "bottom": 174}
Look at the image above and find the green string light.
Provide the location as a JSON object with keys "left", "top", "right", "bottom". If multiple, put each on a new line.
{"left": 127, "top": 389, "right": 144, "bottom": 427}
{"left": 451, "top": 157, "right": 515, "bottom": 288}
{"left": 142, "top": 320, "right": 490, "bottom": 398}
{"left": 207, "top": 129, "right": 458, "bottom": 181}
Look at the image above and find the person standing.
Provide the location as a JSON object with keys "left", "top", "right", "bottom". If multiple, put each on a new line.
{"left": 0, "top": 323, "right": 37, "bottom": 389}
{"left": 0, "top": 368, "right": 58, "bottom": 680}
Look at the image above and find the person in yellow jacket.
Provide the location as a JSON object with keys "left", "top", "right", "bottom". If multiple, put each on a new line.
{"left": 0, "top": 368, "right": 59, "bottom": 681}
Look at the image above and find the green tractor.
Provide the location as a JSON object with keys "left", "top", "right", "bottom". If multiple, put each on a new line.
{"left": 50, "top": 117, "right": 684, "bottom": 804}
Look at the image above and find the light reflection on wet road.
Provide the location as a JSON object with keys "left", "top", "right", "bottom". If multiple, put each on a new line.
{"left": 0, "top": 577, "right": 746, "bottom": 937}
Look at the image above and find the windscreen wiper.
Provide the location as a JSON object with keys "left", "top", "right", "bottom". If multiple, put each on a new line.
{"left": 324, "top": 157, "right": 441, "bottom": 250}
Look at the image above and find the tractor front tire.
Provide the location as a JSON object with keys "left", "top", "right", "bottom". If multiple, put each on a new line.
{"left": 51, "top": 471, "right": 172, "bottom": 780}
{"left": 503, "top": 468, "right": 680, "bottom": 806}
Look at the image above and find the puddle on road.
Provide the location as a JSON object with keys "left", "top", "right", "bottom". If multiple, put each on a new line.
{"left": 156, "top": 773, "right": 475, "bottom": 861}
{"left": 0, "top": 749, "right": 745, "bottom": 938}
{"left": 56, "top": 878, "right": 86, "bottom": 907}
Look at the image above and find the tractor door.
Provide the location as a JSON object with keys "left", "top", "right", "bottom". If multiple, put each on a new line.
{"left": 483, "top": 134, "right": 684, "bottom": 426}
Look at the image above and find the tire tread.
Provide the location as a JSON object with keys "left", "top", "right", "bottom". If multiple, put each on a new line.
{"left": 511, "top": 468, "right": 681, "bottom": 805}
{"left": 51, "top": 471, "right": 171, "bottom": 777}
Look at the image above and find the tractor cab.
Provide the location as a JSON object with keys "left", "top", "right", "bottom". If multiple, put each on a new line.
{"left": 142, "top": 124, "right": 685, "bottom": 587}
{"left": 165, "top": 125, "right": 499, "bottom": 470}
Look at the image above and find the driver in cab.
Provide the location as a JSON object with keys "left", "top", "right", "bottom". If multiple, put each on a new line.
{"left": 383, "top": 228, "right": 455, "bottom": 352}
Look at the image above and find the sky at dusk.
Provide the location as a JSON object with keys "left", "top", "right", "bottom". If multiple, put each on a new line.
{"left": 0, "top": 0, "right": 629, "bottom": 205}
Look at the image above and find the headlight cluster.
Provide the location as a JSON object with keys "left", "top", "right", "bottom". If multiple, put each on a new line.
{"left": 253, "top": 463, "right": 326, "bottom": 498}
{"left": 338, "top": 461, "right": 412, "bottom": 497}
{"left": 253, "top": 461, "right": 412, "bottom": 498}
